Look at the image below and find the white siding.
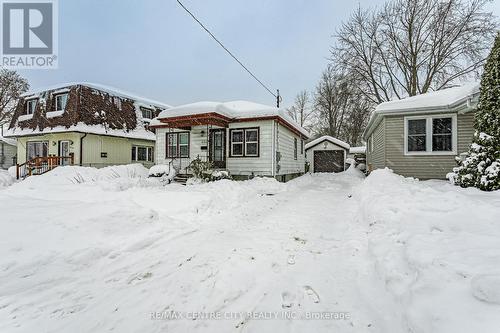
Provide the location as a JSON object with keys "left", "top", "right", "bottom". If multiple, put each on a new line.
{"left": 276, "top": 123, "right": 305, "bottom": 176}
{"left": 155, "top": 125, "right": 213, "bottom": 173}
{"left": 155, "top": 120, "right": 306, "bottom": 178}
{"left": 305, "top": 140, "right": 347, "bottom": 173}
{"left": 227, "top": 120, "right": 273, "bottom": 176}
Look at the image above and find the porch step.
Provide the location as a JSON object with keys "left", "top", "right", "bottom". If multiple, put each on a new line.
{"left": 173, "top": 173, "right": 191, "bottom": 185}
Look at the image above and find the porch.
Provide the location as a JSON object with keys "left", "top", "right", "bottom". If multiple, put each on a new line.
{"left": 16, "top": 155, "right": 74, "bottom": 179}
{"left": 156, "top": 113, "right": 232, "bottom": 175}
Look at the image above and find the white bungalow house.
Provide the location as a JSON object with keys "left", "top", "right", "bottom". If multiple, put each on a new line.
{"left": 305, "top": 136, "right": 350, "bottom": 173}
{"left": 150, "top": 101, "right": 309, "bottom": 181}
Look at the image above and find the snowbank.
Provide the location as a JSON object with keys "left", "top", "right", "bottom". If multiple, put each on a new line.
{"left": 355, "top": 168, "right": 500, "bottom": 332}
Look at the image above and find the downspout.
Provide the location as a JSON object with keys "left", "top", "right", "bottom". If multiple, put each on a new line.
{"left": 80, "top": 133, "right": 87, "bottom": 166}
{"left": 271, "top": 120, "right": 275, "bottom": 177}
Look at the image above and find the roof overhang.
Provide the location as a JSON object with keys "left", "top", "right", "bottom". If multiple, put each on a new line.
{"left": 151, "top": 112, "right": 310, "bottom": 139}
{"left": 150, "top": 112, "right": 232, "bottom": 129}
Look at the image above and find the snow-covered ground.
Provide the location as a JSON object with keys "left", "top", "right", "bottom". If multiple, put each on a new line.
{"left": 0, "top": 165, "right": 499, "bottom": 332}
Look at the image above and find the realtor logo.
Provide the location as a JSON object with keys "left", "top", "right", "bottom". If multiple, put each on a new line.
{"left": 1, "top": 0, "right": 58, "bottom": 68}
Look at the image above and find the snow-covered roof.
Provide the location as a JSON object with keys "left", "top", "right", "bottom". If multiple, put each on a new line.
{"left": 349, "top": 146, "right": 366, "bottom": 154}
{"left": 6, "top": 83, "right": 165, "bottom": 141}
{"left": 5, "top": 124, "right": 155, "bottom": 141}
{"left": 364, "top": 83, "right": 480, "bottom": 139}
{"left": 375, "top": 83, "right": 479, "bottom": 113}
{"left": 22, "top": 82, "right": 172, "bottom": 109}
{"left": 305, "top": 135, "right": 350, "bottom": 150}
{"left": 157, "top": 100, "right": 309, "bottom": 137}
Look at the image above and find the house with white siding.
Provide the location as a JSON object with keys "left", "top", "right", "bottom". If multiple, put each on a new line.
{"left": 150, "top": 101, "right": 309, "bottom": 181}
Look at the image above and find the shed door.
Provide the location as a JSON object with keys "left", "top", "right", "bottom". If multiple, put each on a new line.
{"left": 313, "top": 150, "right": 344, "bottom": 173}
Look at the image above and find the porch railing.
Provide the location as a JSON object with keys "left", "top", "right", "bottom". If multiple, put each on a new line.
{"left": 16, "top": 155, "right": 74, "bottom": 179}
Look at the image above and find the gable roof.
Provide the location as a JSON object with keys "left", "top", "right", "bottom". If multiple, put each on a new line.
{"left": 305, "top": 135, "right": 350, "bottom": 150}
{"left": 363, "top": 83, "right": 480, "bottom": 139}
{"left": 155, "top": 100, "right": 310, "bottom": 137}
{"left": 6, "top": 83, "right": 170, "bottom": 140}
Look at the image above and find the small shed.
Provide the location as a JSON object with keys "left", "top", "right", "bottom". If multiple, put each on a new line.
{"left": 305, "top": 136, "right": 350, "bottom": 173}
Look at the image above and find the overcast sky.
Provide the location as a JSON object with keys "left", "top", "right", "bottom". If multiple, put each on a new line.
{"left": 19, "top": 0, "right": 500, "bottom": 108}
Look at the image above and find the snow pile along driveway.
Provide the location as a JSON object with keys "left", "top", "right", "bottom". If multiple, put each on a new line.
{"left": 356, "top": 169, "right": 500, "bottom": 332}
{"left": 0, "top": 165, "right": 499, "bottom": 332}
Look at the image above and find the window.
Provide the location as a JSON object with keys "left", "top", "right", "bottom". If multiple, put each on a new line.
{"left": 137, "top": 147, "right": 147, "bottom": 161}
{"left": 230, "top": 128, "right": 259, "bottom": 157}
{"left": 26, "top": 99, "right": 37, "bottom": 115}
{"left": 141, "top": 107, "right": 154, "bottom": 119}
{"left": 294, "top": 138, "right": 298, "bottom": 160}
{"left": 405, "top": 115, "right": 456, "bottom": 155}
{"left": 55, "top": 93, "right": 68, "bottom": 111}
{"left": 27, "top": 141, "right": 48, "bottom": 160}
{"left": 132, "top": 146, "right": 154, "bottom": 162}
{"left": 231, "top": 130, "right": 244, "bottom": 157}
{"left": 407, "top": 119, "right": 427, "bottom": 152}
{"left": 300, "top": 139, "right": 304, "bottom": 155}
{"left": 432, "top": 118, "right": 452, "bottom": 151}
{"left": 245, "top": 129, "right": 258, "bottom": 157}
{"left": 166, "top": 132, "right": 190, "bottom": 158}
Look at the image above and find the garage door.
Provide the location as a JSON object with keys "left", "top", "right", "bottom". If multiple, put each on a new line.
{"left": 313, "top": 150, "right": 344, "bottom": 173}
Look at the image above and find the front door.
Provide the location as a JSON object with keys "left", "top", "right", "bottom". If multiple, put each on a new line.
{"left": 209, "top": 129, "right": 226, "bottom": 168}
{"left": 59, "top": 141, "right": 70, "bottom": 165}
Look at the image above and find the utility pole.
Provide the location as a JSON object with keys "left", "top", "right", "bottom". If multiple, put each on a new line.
{"left": 276, "top": 89, "right": 282, "bottom": 108}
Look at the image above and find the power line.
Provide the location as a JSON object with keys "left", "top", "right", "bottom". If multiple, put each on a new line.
{"left": 176, "top": 0, "right": 282, "bottom": 106}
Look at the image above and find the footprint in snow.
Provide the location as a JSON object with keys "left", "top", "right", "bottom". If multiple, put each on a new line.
{"left": 303, "top": 285, "right": 320, "bottom": 303}
{"left": 281, "top": 291, "right": 295, "bottom": 308}
{"left": 287, "top": 255, "right": 296, "bottom": 265}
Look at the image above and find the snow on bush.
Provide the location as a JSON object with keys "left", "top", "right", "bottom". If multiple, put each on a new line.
{"left": 450, "top": 34, "right": 500, "bottom": 191}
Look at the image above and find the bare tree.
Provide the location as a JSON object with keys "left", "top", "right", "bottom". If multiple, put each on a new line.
{"left": 0, "top": 69, "right": 29, "bottom": 125}
{"left": 332, "top": 0, "right": 497, "bottom": 103}
{"left": 314, "top": 66, "right": 353, "bottom": 138}
{"left": 287, "top": 90, "right": 315, "bottom": 130}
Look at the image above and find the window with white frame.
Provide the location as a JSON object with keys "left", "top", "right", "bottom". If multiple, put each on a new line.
{"left": 245, "top": 128, "right": 259, "bottom": 156}
{"left": 132, "top": 146, "right": 154, "bottom": 162}
{"left": 230, "top": 130, "right": 244, "bottom": 157}
{"left": 55, "top": 93, "right": 68, "bottom": 111}
{"left": 230, "top": 128, "right": 259, "bottom": 157}
{"left": 141, "top": 107, "right": 154, "bottom": 119}
{"left": 405, "top": 115, "right": 456, "bottom": 154}
{"left": 26, "top": 99, "right": 37, "bottom": 115}
{"left": 300, "top": 139, "right": 304, "bottom": 155}
{"left": 166, "top": 132, "right": 189, "bottom": 158}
